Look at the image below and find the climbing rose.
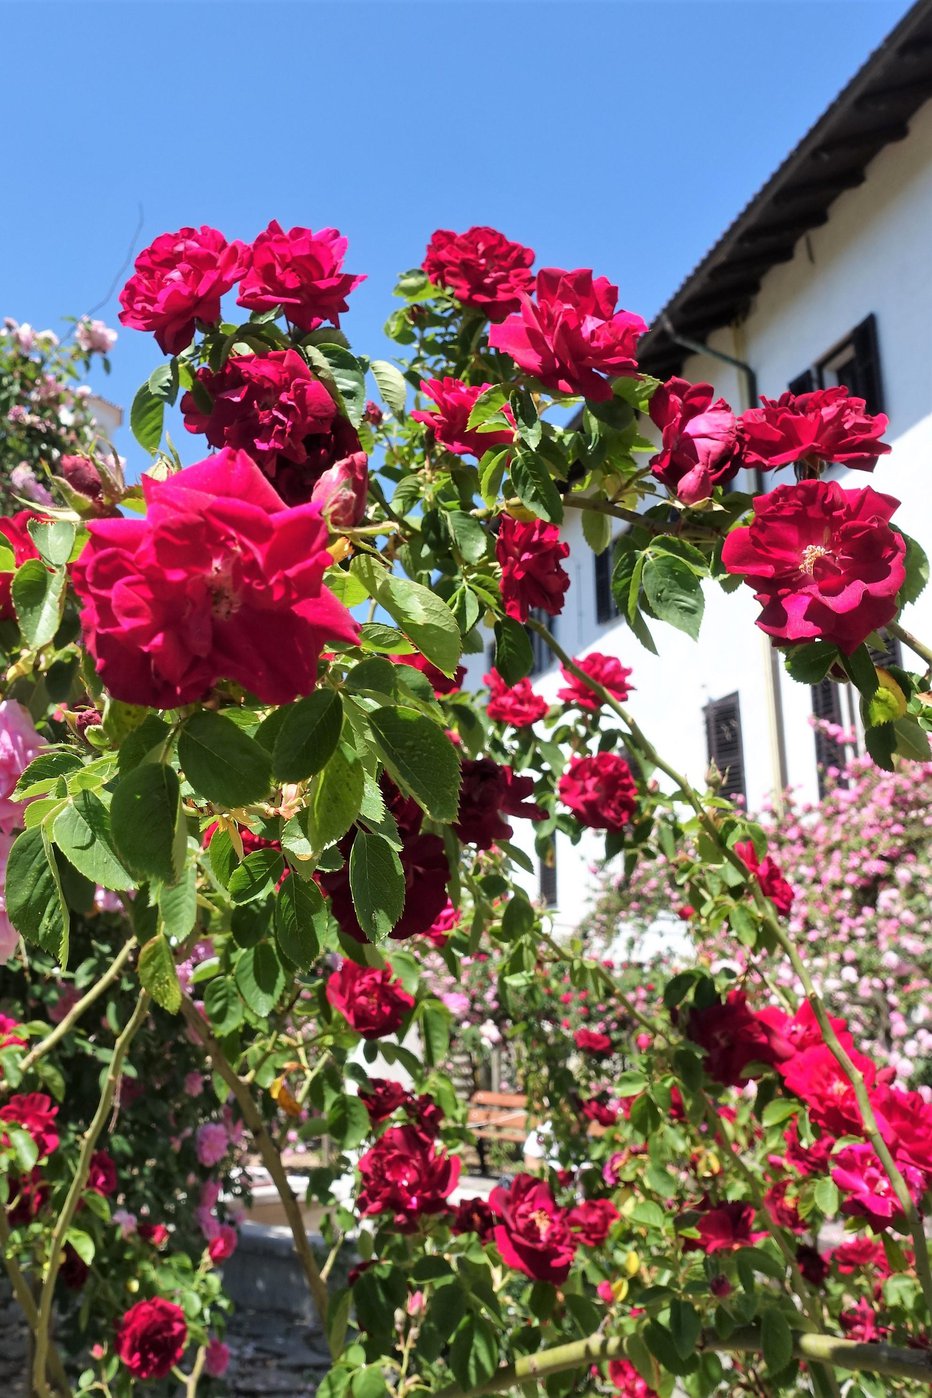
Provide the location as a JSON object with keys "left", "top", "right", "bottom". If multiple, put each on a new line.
{"left": 559, "top": 753, "right": 637, "bottom": 831}
{"left": 118, "top": 225, "right": 247, "bottom": 354}
{"left": 779, "top": 1043, "right": 878, "bottom": 1136}
{"left": 321, "top": 808, "right": 450, "bottom": 943}
{"left": 204, "top": 1339, "right": 230, "bottom": 1378}
{"left": 0, "top": 1092, "right": 59, "bottom": 1156}
{"left": 485, "top": 670, "right": 549, "bottom": 727}
{"left": 390, "top": 651, "right": 466, "bottom": 695}
{"left": 497, "top": 515, "right": 570, "bottom": 622}
{"left": 208, "top": 1224, "right": 238, "bottom": 1263}
{"left": 411, "top": 378, "right": 515, "bottom": 457}
{"left": 734, "top": 839, "right": 795, "bottom": 915}
{"left": 451, "top": 1196, "right": 497, "bottom": 1241}
{"left": 0, "top": 511, "right": 43, "bottom": 620}
{"left": 237, "top": 220, "right": 364, "bottom": 331}
{"left": 489, "top": 267, "right": 647, "bottom": 401}
{"left": 71, "top": 449, "right": 359, "bottom": 707}
{"left": 832, "top": 1142, "right": 925, "bottom": 1230}
{"left": 0, "top": 700, "right": 43, "bottom": 834}
{"left": 356, "top": 1125, "right": 460, "bottom": 1230}
{"left": 75, "top": 318, "right": 117, "bottom": 355}
{"left": 608, "top": 1358, "right": 658, "bottom": 1397}
{"left": 195, "top": 1122, "right": 229, "bottom": 1168}
{"left": 115, "top": 1298, "right": 188, "bottom": 1381}
{"left": 326, "top": 960, "right": 415, "bottom": 1040}
{"left": 567, "top": 1197, "right": 619, "bottom": 1245}
{"left": 455, "top": 758, "right": 544, "bottom": 849}
{"left": 686, "top": 990, "right": 791, "bottom": 1087}
{"left": 720, "top": 480, "right": 906, "bottom": 654}
{"left": 422, "top": 226, "right": 535, "bottom": 320}
{"left": 740, "top": 386, "right": 890, "bottom": 472}
{"left": 574, "top": 1027, "right": 613, "bottom": 1056}
{"left": 489, "top": 1174, "right": 577, "bottom": 1283}
{"left": 649, "top": 377, "right": 742, "bottom": 504}
{"left": 87, "top": 1150, "right": 118, "bottom": 1197}
{"left": 557, "top": 653, "right": 633, "bottom": 713}
{"left": 684, "top": 1200, "right": 767, "bottom": 1254}
{"left": 359, "top": 1079, "right": 411, "bottom": 1123}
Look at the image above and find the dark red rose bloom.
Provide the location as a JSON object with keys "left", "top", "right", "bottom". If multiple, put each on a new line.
{"left": 411, "top": 378, "right": 515, "bottom": 458}
{"left": 558, "top": 752, "right": 637, "bottom": 832}
{"left": 489, "top": 267, "right": 647, "bottom": 401}
{"left": 359, "top": 1079, "right": 411, "bottom": 1124}
{"left": 451, "top": 1195, "right": 496, "bottom": 1242}
{"left": 0, "top": 511, "right": 44, "bottom": 620}
{"left": 763, "top": 1177, "right": 805, "bottom": 1232}
{"left": 363, "top": 400, "right": 383, "bottom": 427}
{"left": 831, "top": 1237, "right": 889, "bottom": 1276}
{"left": 390, "top": 651, "right": 466, "bottom": 695}
{"left": 0, "top": 1014, "right": 26, "bottom": 1054}
{"left": 779, "top": 1043, "right": 879, "bottom": 1136}
{"left": 237, "top": 221, "right": 365, "bottom": 331}
{"left": 325, "top": 959, "right": 415, "bottom": 1040}
{"left": 7, "top": 1168, "right": 48, "bottom": 1227}
{"left": 59, "top": 456, "right": 118, "bottom": 515}
{"left": 208, "top": 1225, "right": 238, "bottom": 1263}
{"left": 567, "top": 1197, "right": 619, "bottom": 1245}
{"left": 0, "top": 1092, "right": 59, "bottom": 1157}
{"left": 720, "top": 480, "right": 906, "bottom": 655}
{"left": 321, "top": 825, "right": 450, "bottom": 942}
{"left": 686, "top": 990, "right": 793, "bottom": 1088}
{"left": 454, "top": 758, "right": 544, "bottom": 849}
{"left": 740, "top": 386, "right": 890, "bottom": 473}
{"left": 574, "top": 1027, "right": 613, "bottom": 1056}
{"left": 649, "top": 378, "right": 742, "bottom": 504}
{"left": 115, "top": 1298, "right": 188, "bottom": 1381}
{"left": 356, "top": 1124, "right": 460, "bottom": 1231}
{"left": 138, "top": 1222, "right": 170, "bottom": 1248}
{"left": 118, "top": 225, "right": 247, "bottom": 354}
{"left": 795, "top": 1244, "right": 829, "bottom": 1287}
{"left": 709, "top": 1275, "right": 733, "bottom": 1299}
{"left": 608, "top": 1357, "right": 658, "bottom": 1397}
{"left": 489, "top": 1173, "right": 577, "bottom": 1283}
{"left": 497, "top": 515, "right": 570, "bottom": 623}
{"left": 779, "top": 1119, "right": 834, "bottom": 1178}
{"left": 683, "top": 1199, "right": 766, "bottom": 1254}
{"left": 872, "top": 1083, "right": 932, "bottom": 1182}
{"left": 832, "top": 1142, "right": 925, "bottom": 1230}
{"left": 840, "top": 1297, "right": 888, "bottom": 1344}
{"left": 557, "top": 652, "right": 634, "bottom": 713}
{"left": 71, "top": 450, "right": 359, "bottom": 708}
{"left": 422, "top": 226, "right": 535, "bottom": 321}
{"left": 87, "top": 1149, "right": 118, "bottom": 1197}
{"left": 485, "top": 670, "right": 548, "bottom": 727}
{"left": 60, "top": 1244, "right": 90, "bottom": 1290}
{"left": 409, "top": 1094, "right": 444, "bottom": 1138}
{"left": 580, "top": 1096, "right": 620, "bottom": 1127}
{"left": 733, "top": 840, "right": 795, "bottom": 916}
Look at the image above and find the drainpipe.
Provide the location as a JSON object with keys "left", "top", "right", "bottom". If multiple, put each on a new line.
{"left": 660, "top": 318, "right": 790, "bottom": 801}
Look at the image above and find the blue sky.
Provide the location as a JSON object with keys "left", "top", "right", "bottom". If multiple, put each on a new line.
{"left": 0, "top": 1, "right": 914, "bottom": 463}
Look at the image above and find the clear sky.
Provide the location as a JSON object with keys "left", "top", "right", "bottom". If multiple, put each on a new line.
{"left": 0, "top": 0, "right": 915, "bottom": 463}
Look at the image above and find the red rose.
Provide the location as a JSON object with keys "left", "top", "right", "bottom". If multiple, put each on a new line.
{"left": 781, "top": 1119, "right": 834, "bottom": 1178}
{"left": 451, "top": 1195, "right": 497, "bottom": 1242}
{"left": 649, "top": 377, "right": 742, "bottom": 504}
{"left": 485, "top": 670, "right": 548, "bottom": 727}
{"left": 60, "top": 1244, "right": 90, "bottom": 1290}
{"left": 59, "top": 455, "right": 116, "bottom": 514}
{"left": 574, "top": 1027, "right": 613, "bottom": 1056}
{"left": 7, "top": 1168, "right": 48, "bottom": 1227}
{"left": 796, "top": 1244, "right": 829, "bottom": 1287}
{"left": 733, "top": 839, "right": 795, "bottom": 916}
{"left": 356, "top": 1124, "right": 460, "bottom": 1230}
{"left": 608, "top": 1358, "right": 658, "bottom": 1397}
{"left": 138, "top": 1222, "right": 170, "bottom": 1248}
{"left": 118, "top": 225, "right": 247, "bottom": 354}
{"left": 409, "top": 1093, "right": 444, "bottom": 1138}
{"left": 872, "top": 1083, "right": 932, "bottom": 1181}
{"left": 567, "top": 1197, "right": 619, "bottom": 1245}
{"left": 422, "top": 226, "right": 535, "bottom": 321}
{"left": 0, "top": 1092, "right": 59, "bottom": 1157}
{"left": 0, "top": 511, "right": 44, "bottom": 620}
{"left": 558, "top": 753, "right": 637, "bottom": 832}
{"left": 686, "top": 990, "right": 792, "bottom": 1088}
{"left": 763, "top": 1177, "right": 805, "bottom": 1233}
{"left": 237, "top": 220, "right": 364, "bottom": 331}
{"left": 454, "top": 758, "right": 544, "bottom": 850}
{"left": 740, "top": 386, "right": 890, "bottom": 472}
{"left": 390, "top": 651, "right": 466, "bottom": 696}
{"left": 557, "top": 652, "right": 633, "bottom": 713}
{"left": 720, "top": 479, "right": 906, "bottom": 655}
{"left": 779, "top": 1043, "right": 878, "bottom": 1136}
{"left": 325, "top": 959, "right": 415, "bottom": 1040}
{"left": 497, "top": 515, "right": 570, "bottom": 623}
{"left": 489, "top": 267, "right": 647, "bottom": 401}
{"left": 683, "top": 1199, "right": 766, "bottom": 1254}
{"left": 321, "top": 826, "right": 450, "bottom": 943}
{"left": 87, "top": 1149, "right": 118, "bottom": 1197}
{"left": 489, "top": 1173, "right": 577, "bottom": 1283}
{"left": 831, "top": 1237, "right": 889, "bottom": 1275}
{"left": 363, "top": 400, "right": 383, "bottom": 427}
{"left": 832, "top": 1142, "right": 925, "bottom": 1230}
{"left": 579, "top": 1096, "right": 619, "bottom": 1127}
{"left": 358, "top": 1078, "right": 411, "bottom": 1124}
{"left": 207, "top": 1223, "right": 238, "bottom": 1263}
{"left": 411, "top": 378, "right": 515, "bottom": 458}
{"left": 115, "top": 1298, "right": 188, "bottom": 1381}
{"left": 0, "top": 1013, "right": 25, "bottom": 1053}
{"left": 71, "top": 449, "right": 359, "bottom": 708}
{"left": 840, "top": 1298, "right": 888, "bottom": 1344}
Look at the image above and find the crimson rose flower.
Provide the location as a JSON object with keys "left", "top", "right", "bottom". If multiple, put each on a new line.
{"left": 872, "top": 1083, "right": 932, "bottom": 1181}
{"left": 567, "top": 1197, "right": 619, "bottom": 1245}
{"left": 87, "top": 1149, "right": 118, "bottom": 1196}
{"left": 579, "top": 1096, "right": 619, "bottom": 1127}
{"left": 237, "top": 220, "right": 364, "bottom": 331}
{"left": 489, "top": 267, "right": 647, "bottom": 401}
{"left": 422, "top": 226, "right": 535, "bottom": 321}
{"left": 325, "top": 959, "right": 415, "bottom": 1040}
{"left": 683, "top": 1199, "right": 766, "bottom": 1254}
{"left": 686, "top": 990, "right": 792, "bottom": 1088}
{"left": 118, "top": 225, "right": 247, "bottom": 354}
{"left": 451, "top": 1195, "right": 497, "bottom": 1242}
{"left": 841, "top": 1298, "right": 888, "bottom": 1343}
{"left": 779, "top": 1043, "right": 878, "bottom": 1136}
{"left": 740, "top": 386, "right": 890, "bottom": 472}
{"left": 557, "top": 652, "right": 633, "bottom": 713}
{"left": 831, "top": 1237, "right": 889, "bottom": 1275}
{"left": 796, "top": 1244, "right": 830, "bottom": 1287}
{"left": 649, "top": 377, "right": 742, "bottom": 504}
{"left": 608, "top": 1358, "right": 658, "bottom": 1397}
{"left": 720, "top": 479, "right": 906, "bottom": 654}
{"left": 734, "top": 839, "right": 795, "bottom": 916}
{"left": 485, "top": 670, "right": 548, "bottom": 727}
{"left": 411, "top": 378, "right": 515, "bottom": 458}
{"left": 497, "top": 515, "right": 570, "bottom": 623}
{"left": 71, "top": 449, "right": 358, "bottom": 707}
{"left": 0, "top": 1092, "right": 59, "bottom": 1157}
{"left": 359, "top": 1079, "right": 411, "bottom": 1124}
{"left": 454, "top": 758, "right": 544, "bottom": 849}
{"left": 115, "top": 1298, "right": 188, "bottom": 1380}
{"left": 574, "top": 1027, "right": 613, "bottom": 1056}
{"left": 356, "top": 1124, "right": 460, "bottom": 1230}
{"left": 489, "top": 1173, "right": 577, "bottom": 1283}
{"left": 0, "top": 511, "right": 43, "bottom": 620}
{"left": 558, "top": 752, "right": 637, "bottom": 831}
{"left": 832, "top": 1142, "right": 925, "bottom": 1230}
{"left": 390, "top": 651, "right": 466, "bottom": 695}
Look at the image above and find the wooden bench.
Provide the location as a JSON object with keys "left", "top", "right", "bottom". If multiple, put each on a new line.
{"left": 466, "top": 1091, "right": 534, "bottom": 1173}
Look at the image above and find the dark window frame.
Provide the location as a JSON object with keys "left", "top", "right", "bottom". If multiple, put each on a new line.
{"left": 704, "top": 692, "right": 746, "bottom": 802}
{"left": 789, "top": 313, "right": 884, "bottom": 416}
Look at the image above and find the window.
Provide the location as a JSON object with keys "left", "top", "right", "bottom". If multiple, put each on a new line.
{"left": 789, "top": 314, "right": 884, "bottom": 415}
{"left": 704, "top": 692, "right": 746, "bottom": 801}
{"left": 811, "top": 677, "right": 847, "bottom": 799}
{"left": 595, "top": 545, "right": 619, "bottom": 624}
{"left": 869, "top": 630, "right": 902, "bottom": 670}
{"left": 527, "top": 608, "right": 555, "bottom": 676}
{"left": 539, "top": 838, "right": 557, "bottom": 907}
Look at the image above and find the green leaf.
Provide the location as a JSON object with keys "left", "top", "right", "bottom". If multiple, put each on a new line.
{"left": 842, "top": 644, "right": 879, "bottom": 700}
{"left": 478, "top": 448, "right": 509, "bottom": 508}
{"left": 510, "top": 389, "right": 541, "bottom": 450}
{"left": 110, "top": 764, "right": 181, "bottom": 885}
{"left": 235, "top": 943, "right": 286, "bottom": 1017}
{"left": 6, "top": 827, "right": 69, "bottom": 962}
{"left": 158, "top": 861, "right": 197, "bottom": 939}
{"left": 642, "top": 554, "right": 704, "bottom": 640}
{"left": 310, "top": 742, "right": 366, "bottom": 849}
{"left": 368, "top": 707, "right": 461, "bottom": 822}
{"left": 418, "top": 1002, "right": 450, "bottom": 1066}
{"left": 893, "top": 716, "right": 931, "bottom": 761}
{"left": 327, "top": 1094, "right": 370, "bottom": 1151}
{"left": 13, "top": 561, "right": 65, "bottom": 649}
{"left": 53, "top": 790, "right": 135, "bottom": 891}
{"left": 138, "top": 934, "right": 181, "bottom": 1013}
{"left": 370, "top": 359, "right": 406, "bottom": 417}
{"left": 510, "top": 453, "right": 564, "bottom": 524}
{"left": 228, "top": 849, "right": 285, "bottom": 903}
{"left": 582, "top": 509, "right": 613, "bottom": 556}
{"left": 669, "top": 1299, "right": 701, "bottom": 1360}
{"left": 27, "top": 519, "right": 76, "bottom": 568}
{"left": 6, "top": 1126, "right": 39, "bottom": 1172}
{"left": 450, "top": 1316, "right": 500, "bottom": 1390}
{"left": 64, "top": 1228, "right": 95, "bottom": 1265}
{"left": 898, "top": 531, "right": 929, "bottom": 607}
{"left": 493, "top": 616, "right": 534, "bottom": 684}
{"left": 783, "top": 641, "right": 839, "bottom": 685}
{"left": 272, "top": 690, "right": 344, "bottom": 782}
{"left": 130, "top": 380, "right": 165, "bottom": 454}
{"left": 204, "top": 976, "right": 243, "bottom": 1036}
{"left": 179, "top": 711, "right": 272, "bottom": 808}
{"left": 349, "top": 833, "right": 405, "bottom": 942}
{"left": 467, "top": 386, "right": 510, "bottom": 430}
{"left": 448, "top": 512, "right": 488, "bottom": 564}
{"left": 354, "top": 560, "right": 462, "bottom": 677}
{"left": 812, "top": 1177, "right": 839, "bottom": 1215}
{"left": 275, "top": 876, "right": 325, "bottom": 969}
{"left": 761, "top": 1308, "right": 794, "bottom": 1375}
{"left": 305, "top": 343, "right": 366, "bottom": 427}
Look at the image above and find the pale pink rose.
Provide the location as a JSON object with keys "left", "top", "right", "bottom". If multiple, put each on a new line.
{"left": 112, "top": 1209, "right": 137, "bottom": 1238}
{"left": 195, "top": 1122, "right": 228, "bottom": 1167}
{"left": 75, "top": 318, "right": 118, "bottom": 355}
{"left": 199, "top": 1178, "right": 222, "bottom": 1211}
{"left": 196, "top": 1206, "right": 221, "bottom": 1242}
{"left": 0, "top": 829, "right": 18, "bottom": 963}
{"left": 0, "top": 701, "right": 43, "bottom": 834}
{"left": 184, "top": 1072, "right": 204, "bottom": 1098}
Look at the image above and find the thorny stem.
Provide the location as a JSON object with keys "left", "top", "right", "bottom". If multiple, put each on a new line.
{"left": 33, "top": 990, "right": 151, "bottom": 1398}
{"left": 888, "top": 619, "right": 932, "bottom": 673}
{"left": 184, "top": 1343, "right": 207, "bottom": 1396}
{"left": 0, "top": 1210, "right": 70, "bottom": 1395}
{"left": 13, "top": 938, "right": 137, "bottom": 1083}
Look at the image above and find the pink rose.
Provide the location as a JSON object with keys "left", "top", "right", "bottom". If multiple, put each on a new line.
{"left": 75, "top": 318, "right": 117, "bottom": 355}
{"left": 196, "top": 1122, "right": 229, "bottom": 1168}
{"left": 559, "top": 753, "right": 637, "bottom": 831}
{"left": 119, "top": 226, "right": 247, "bottom": 354}
{"left": 0, "top": 701, "right": 43, "bottom": 834}
{"left": 411, "top": 378, "right": 515, "bottom": 458}
{"left": 237, "top": 221, "right": 365, "bottom": 331}
{"left": 649, "top": 377, "right": 742, "bottom": 504}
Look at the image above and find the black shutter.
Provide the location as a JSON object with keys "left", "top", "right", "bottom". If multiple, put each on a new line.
{"left": 595, "top": 547, "right": 618, "bottom": 624}
{"left": 527, "top": 609, "right": 554, "bottom": 676}
{"left": 788, "top": 368, "right": 817, "bottom": 396}
{"left": 539, "top": 838, "right": 557, "bottom": 907}
{"left": 704, "top": 693, "right": 746, "bottom": 801}
{"left": 850, "top": 314, "right": 884, "bottom": 415}
{"left": 869, "top": 630, "right": 902, "bottom": 670}
{"left": 811, "top": 678, "right": 846, "bottom": 798}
